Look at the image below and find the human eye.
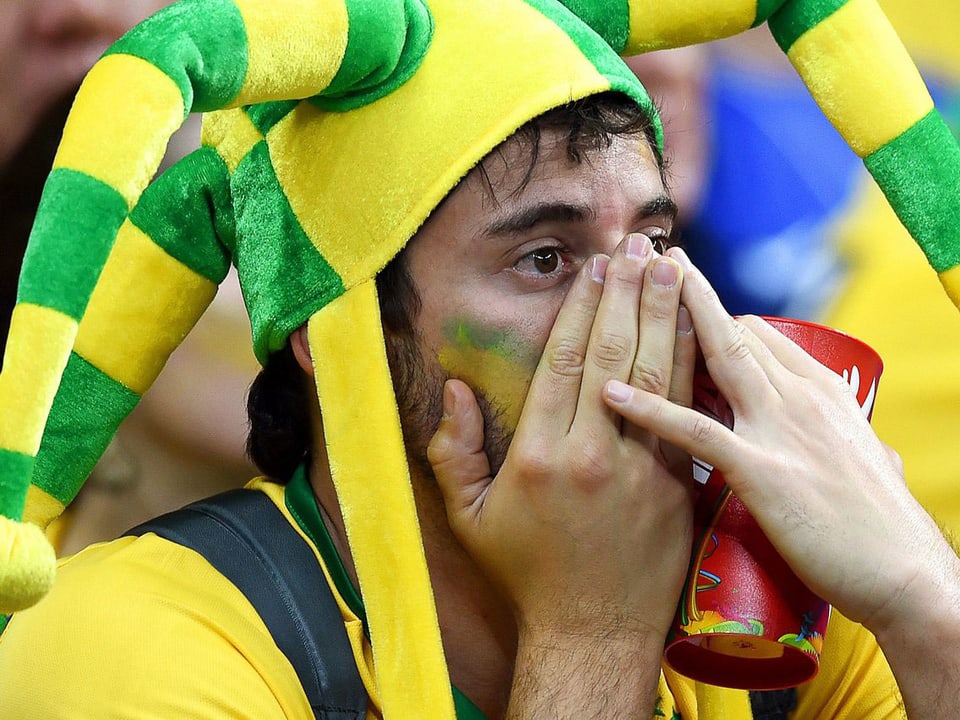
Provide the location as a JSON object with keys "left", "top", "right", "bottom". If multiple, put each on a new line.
{"left": 513, "top": 245, "right": 574, "bottom": 278}
{"left": 639, "top": 230, "right": 672, "bottom": 255}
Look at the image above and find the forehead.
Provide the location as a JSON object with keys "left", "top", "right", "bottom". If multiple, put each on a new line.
{"left": 470, "top": 125, "right": 662, "bottom": 206}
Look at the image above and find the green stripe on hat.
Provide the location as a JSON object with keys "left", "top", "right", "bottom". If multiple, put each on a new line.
{"left": 0, "top": 450, "right": 33, "bottom": 520}
{"left": 769, "top": 0, "right": 848, "bottom": 53}
{"left": 557, "top": 0, "right": 630, "bottom": 52}
{"left": 32, "top": 353, "right": 140, "bottom": 506}
{"left": 753, "top": 0, "right": 785, "bottom": 27}
{"left": 865, "top": 110, "right": 960, "bottom": 273}
{"left": 17, "top": 169, "right": 128, "bottom": 320}
{"left": 130, "top": 146, "right": 233, "bottom": 284}
{"left": 245, "top": 101, "right": 300, "bottom": 136}
{"left": 526, "top": 0, "right": 662, "bottom": 150}
{"left": 104, "top": 0, "right": 248, "bottom": 114}
{"left": 310, "top": 0, "right": 434, "bottom": 113}
{"left": 231, "top": 142, "right": 345, "bottom": 362}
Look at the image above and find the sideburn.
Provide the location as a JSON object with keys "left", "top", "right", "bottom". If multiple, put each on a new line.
{"left": 378, "top": 253, "right": 513, "bottom": 482}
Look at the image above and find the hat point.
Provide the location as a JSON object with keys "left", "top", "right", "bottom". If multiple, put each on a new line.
{"left": 0, "top": 518, "right": 57, "bottom": 614}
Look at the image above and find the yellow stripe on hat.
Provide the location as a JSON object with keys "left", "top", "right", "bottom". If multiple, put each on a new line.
{"left": 232, "top": 0, "right": 349, "bottom": 106}
{"left": 625, "top": 0, "right": 755, "bottom": 53}
{"left": 53, "top": 53, "right": 185, "bottom": 208}
{"left": 0, "top": 305, "right": 77, "bottom": 456}
{"left": 309, "top": 280, "right": 455, "bottom": 718}
{"left": 940, "top": 265, "right": 960, "bottom": 311}
{"left": 72, "top": 220, "right": 219, "bottom": 395}
{"left": 24, "top": 484, "right": 65, "bottom": 532}
{"left": 786, "top": 0, "right": 933, "bottom": 157}
{"left": 201, "top": 109, "right": 264, "bottom": 174}
{"left": 270, "top": 0, "right": 610, "bottom": 289}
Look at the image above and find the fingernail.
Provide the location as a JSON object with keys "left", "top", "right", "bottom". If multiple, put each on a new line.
{"left": 442, "top": 381, "right": 457, "bottom": 420}
{"left": 589, "top": 255, "right": 608, "bottom": 283}
{"left": 652, "top": 258, "right": 679, "bottom": 287}
{"left": 625, "top": 233, "right": 652, "bottom": 260}
{"left": 669, "top": 246, "right": 693, "bottom": 270}
{"left": 677, "top": 305, "right": 693, "bottom": 334}
{"left": 605, "top": 380, "right": 633, "bottom": 403}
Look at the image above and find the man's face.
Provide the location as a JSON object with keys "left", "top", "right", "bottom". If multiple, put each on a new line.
{"left": 391, "top": 126, "right": 675, "bottom": 478}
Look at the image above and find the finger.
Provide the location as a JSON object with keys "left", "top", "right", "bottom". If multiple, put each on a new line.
{"left": 668, "top": 305, "right": 696, "bottom": 408}
{"left": 602, "top": 380, "right": 748, "bottom": 487}
{"left": 740, "top": 314, "right": 835, "bottom": 380}
{"left": 428, "top": 379, "right": 494, "bottom": 532}
{"left": 622, "top": 259, "right": 685, "bottom": 449}
{"left": 667, "top": 247, "right": 778, "bottom": 411}
{"left": 662, "top": 304, "right": 697, "bottom": 470}
{"left": 630, "top": 255, "right": 683, "bottom": 398}
{"left": 519, "top": 254, "right": 607, "bottom": 438}
{"left": 573, "top": 233, "right": 654, "bottom": 433}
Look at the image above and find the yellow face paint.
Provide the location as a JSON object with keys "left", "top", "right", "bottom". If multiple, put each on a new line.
{"left": 437, "top": 318, "right": 541, "bottom": 434}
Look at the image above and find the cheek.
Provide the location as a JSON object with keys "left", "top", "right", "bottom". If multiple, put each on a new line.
{"left": 436, "top": 316, "right": 545, "bottom": 432}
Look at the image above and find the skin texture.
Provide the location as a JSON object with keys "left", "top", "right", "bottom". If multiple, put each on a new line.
{"left": 299, "top": 126, "right": 695, "bottom": 718}
{"left": 294, "top": 121, "right": 960, "bottom": 717}
{"left": 602, "top": 248, "right": 960, "bottom": 719}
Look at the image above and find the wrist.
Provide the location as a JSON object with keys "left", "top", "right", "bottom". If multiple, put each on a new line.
{"left": 509, "top": 620, "right": 666, "bottom": 720}
{"left": 866, "top": 545, "right": 960, "bottom": 652}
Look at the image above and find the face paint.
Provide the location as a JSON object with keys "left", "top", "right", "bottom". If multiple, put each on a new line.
{"left": 438, "top": 317, "right": 541, "bottom": 433}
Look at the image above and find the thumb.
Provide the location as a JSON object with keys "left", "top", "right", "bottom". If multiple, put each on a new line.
{"left": 427, "top": 379, "right": 494, "bottom": 532}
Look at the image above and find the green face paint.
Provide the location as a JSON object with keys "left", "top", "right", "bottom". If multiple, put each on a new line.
{"left": 438, "top": 318, "right": 542, "bottom": 432}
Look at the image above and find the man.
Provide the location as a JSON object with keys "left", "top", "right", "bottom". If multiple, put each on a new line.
{"left": 1, "top": 1, "right": 959, "bottom": 718}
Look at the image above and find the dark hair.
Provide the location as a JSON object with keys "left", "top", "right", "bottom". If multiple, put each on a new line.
{"left": 245, "top": 255, "right": 419, "bottom": 479}
{"left": 481, "top": 92, "right": 664, "bottom": 200}
{"left": 245, "top": 92, "right": 660, "bottom": 479}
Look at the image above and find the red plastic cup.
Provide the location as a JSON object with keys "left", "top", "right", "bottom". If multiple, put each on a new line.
{"left": 663, "top": 317, "right": 883, "bottom": 690}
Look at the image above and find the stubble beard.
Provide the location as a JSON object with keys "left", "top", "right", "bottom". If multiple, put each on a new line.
{"left": 385, "top": 330, "right": 514, "bottom": 485}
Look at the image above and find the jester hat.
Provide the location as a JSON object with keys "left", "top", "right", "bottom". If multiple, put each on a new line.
{"left": 2, "top": 0, "right": 960, "bottom": 716}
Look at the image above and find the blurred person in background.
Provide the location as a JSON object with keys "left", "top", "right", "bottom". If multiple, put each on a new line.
{"left": 0, "top": 0, "right": 257, "bottom": 554}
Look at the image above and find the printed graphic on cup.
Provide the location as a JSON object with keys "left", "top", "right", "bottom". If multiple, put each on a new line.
{"left": 663, "top": 317, "right": 883, "bottom": 690}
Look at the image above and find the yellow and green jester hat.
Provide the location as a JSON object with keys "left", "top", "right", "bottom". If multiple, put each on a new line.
{"left": 2, "top": 0, "right": 959, "bottom": 716}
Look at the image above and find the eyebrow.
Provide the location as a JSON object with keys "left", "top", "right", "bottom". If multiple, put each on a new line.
{"left": 484, "top": 194, "right": 678, "bottom": 238}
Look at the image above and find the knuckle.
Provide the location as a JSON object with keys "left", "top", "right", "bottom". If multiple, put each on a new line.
{"left": 547, "top": 338, "right": 587, "bottom": 377}
{"left": 688, "top": 412, "right": 716, "bottom": 445}
{"left": 511, "top": 441, "right": 554, "bottom": 482}
{"left": 570, "top": 441, "right": 614, "bottom": 489}
{"left": 641, "top": 297, "right": 677, "bottom": 325}
{"left": 631, "top": 362, "right": 669, "bottom": 395}
{"left": 831, "top": 373, "right": 855, "bottom": 398}
{"left": 887, "top": 446, "right": 905, "bottom": 475}
{"left": 721, "top": 323, "right": 752, "bottom": 362}
{"left": 590, "top": 331, "right": 633, "bottom": 370}
{"left": 606, "top": 262, "right": 644, "bottom": 289}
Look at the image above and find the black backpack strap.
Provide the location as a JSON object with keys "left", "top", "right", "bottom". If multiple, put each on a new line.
{"left": 749, "top": 688, "right": 798, "bottom": 720}
{"left": 125, "top": 488, "right": 368, "bottom": 720}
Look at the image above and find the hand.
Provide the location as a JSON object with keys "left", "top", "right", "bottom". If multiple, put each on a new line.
{"left": 428, "top": 234, "right": 696, "bottom": 716}
{"left": 602, "top": 248, "right": 960, "bottom": 635}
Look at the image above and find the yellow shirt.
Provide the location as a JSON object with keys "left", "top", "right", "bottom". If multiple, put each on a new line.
{"left": 0, "top": 475, "right": 904, "bottom": 719}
